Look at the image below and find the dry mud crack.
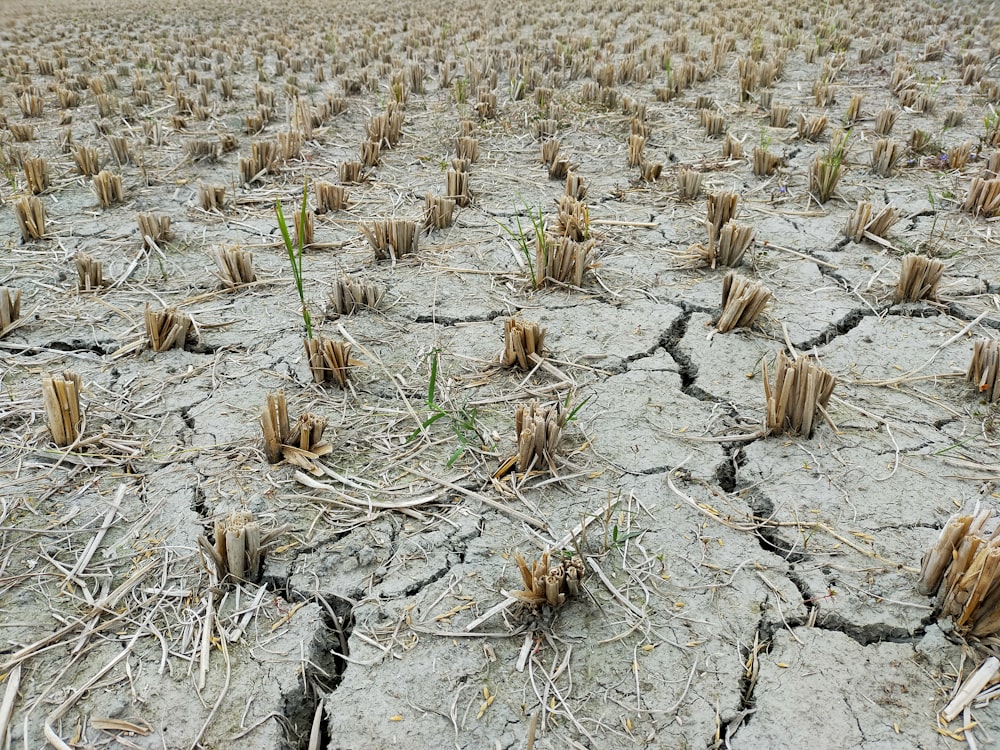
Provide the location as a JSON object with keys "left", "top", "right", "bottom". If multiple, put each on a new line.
{"left": 4, "top": 0, "right": 1000, "bottom": 748}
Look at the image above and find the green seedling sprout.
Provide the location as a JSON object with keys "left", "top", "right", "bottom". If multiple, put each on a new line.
{"left": 407, "top": 349, "right": 481, "bottom": 466}
{"left": 275, "top": 178, "right": 313, "bottom": 339}
{"left": 494, "top": 199, "right": 546, "bottom": 287}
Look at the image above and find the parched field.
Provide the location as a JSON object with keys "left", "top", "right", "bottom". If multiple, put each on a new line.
{"left": 3, "top": 0, "right": 1000, "bottom": 747}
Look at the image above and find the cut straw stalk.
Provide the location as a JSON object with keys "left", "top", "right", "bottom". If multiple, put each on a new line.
{"left": 537, "top": 235, "right": 595, "bottom": 288}
{"left": 0, "top": 287, "right": 22, "bottom": 335}
{"left": 42, "top": 371, "right": 82, "bottom": 447}
{"left": 844, "top": 201, "right": 901, "bottom": 243}
{"left": 197, "top": 510, "right": 285, "bottom": 584}
{"left": 717, "top": 272, "right": 771, "bottom": 332}
{"left": 212, "top": 245, "right": 255, "bottom": 290}
{"left": 261, "top": 391, "right": 331, "bottom": 464}
{"left": 503, "top": 318, "right": 545, "bottom": 370}
{"left": 144, "top": 304, "right": 192, "bottom": 352}
{"left": 894, "top": 255, "right": 944, "bottom": 304}
{"left": 327, "top": 275, "right": 383, "bottom": 315}
{"left": 304, "top": 336, "right": 360, "bottom": 386}
{"left": 763, "top": 350, "right": 835, "bottom": 438}
{"left": 510, "top": 549, "right": 585, "bottom": 608}
{"left": 515, "top": 399, "right": 565, "bottom": 473}
{"left": 76, "top": 253, "right": 104, "bottom": 291}
{"left": 14, "top": 196, "right": 45, "bottom": 240}
{"left": 968, "top": 338, "right": 1000, "bottom": 402}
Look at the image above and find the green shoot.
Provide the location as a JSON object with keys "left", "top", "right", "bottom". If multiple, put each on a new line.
{"left": 407, "top": 350, "right": 481, "bottom": 466}
{"left": 275, "top": 178, "right": 313, "bottom": 339}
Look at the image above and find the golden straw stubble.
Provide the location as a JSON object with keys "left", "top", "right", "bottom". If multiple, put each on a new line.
{"left": 42, "top": 371, "right": 82, "bottom": 447}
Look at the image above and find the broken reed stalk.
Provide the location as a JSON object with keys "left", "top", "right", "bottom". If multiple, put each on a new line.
{"left": 918, "top": 509, "right": 1000, "bottom": 637}
{"left": 212, "top": 245, "right": 255, "bottom": 290}
{"left": 763, "top": 350, "right": 836, "bottom": 438}
{"left": 362, "top": 219, "right": 418, "bottom": 260}
{"left": 327, "top": 275, "right": 384, "bottom": 315}
{"left": 144, "top": 304, "right": 192, "bottom": 352}
{"left": 93, "top": 170, "right": 124, "bottom": 208}
{"left": 303, "top": 336, "right": 360, "bottom": 386}
{"left": 315, "top": 180, "right": 347, "bottom": 212}
{"left": 717, "top": 272, "right": 771, "bottom": 332}
{"left": 137, "top": 213, "right": 171, "bottom": 249}
{"left": 968, "top": 338, "right": 1000, "bottom": 402}
{"left": 875, "top": 108, "right": 898, "bottom": 135}
{"left": 424, "top": 194, "right": 456, "bottom": 229}
{"left": 41, "top": 371, "right": 82, "bottom": 447}
{"left": 14, "top": 196, "right": 45, "bottom": 240}
{"left": 75, "top": 254, "right": 104, "bottom": 291}
{"left": 515, "top": 399, "right": 566, "bottom": 473}
{"left": 503, "top": 318, "right": 546, "bottom": 370}
{"left": 894, "top": 255, "right": 944, "bottom": 304}
{"left": 0, "top": 287, "right": 22, "bottom": 335}
{"left": 510, "top": 549, "right": 585, "bottom": 609}
{"left": 339, "top": 160, "right": 365, "bottom": 184}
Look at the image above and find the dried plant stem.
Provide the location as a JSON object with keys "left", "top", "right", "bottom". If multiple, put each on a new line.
{"left": 968, "top": 338, "right": 1000, "bottom": 402}
{"left": 763, "top": 350, "right": 836, "bottom": 438}
{"left": 717, "top": 273, "right": 771, "bottom": 332}
{"left": 144, "top": 304, "right": 192, "bottom": 351}
{"left": 894, "top": 255, "right": 944, "bottom": 304}
{"left": 503, "top": 318, "right": 546, "bottom": 370}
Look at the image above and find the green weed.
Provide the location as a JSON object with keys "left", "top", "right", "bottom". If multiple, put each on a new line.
{"left": 407, "top": 349, "right": 481, "bottom": 466}
{"left": 495, "top": 200, "right": 546, "bottom": 287}
{"left": 275, "top": 179, "right": 313, "bottom": 338}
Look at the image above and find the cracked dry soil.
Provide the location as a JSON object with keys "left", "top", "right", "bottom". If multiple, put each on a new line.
{"left": 2, "top": 0, "right": 1000, "bottom": 747}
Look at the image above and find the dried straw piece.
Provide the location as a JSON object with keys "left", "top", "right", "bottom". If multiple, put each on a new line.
{"left": 717, "top": 272, "right": 771, "bottom": 332}
{"left": 894, "top": 255, "right": 944, "bottom": 304}
{"left": 93, "top": 170, "right": 124, "bottom": 208}
{"left": 186, "top": 138, "right": 219, "bottom": 162}
{"left": 362, "top": 219, "right": 419, "bottom": 261}
{"left": 144, "top": 304, "right": 192, "bottom": 352}
{"left": 424, "top": 194, "right": 456, "bottom": 229}
{"left": 360, "top": 138, "right": 381, "bottom": 168}
{"left": 699, "top": 221, "right": 755, "bottom": 269}
{"left": 14, "top": 196, "right": 45, "bottom": 240}
{"left": 541, "top": 139, "right": 560, "bottom": 165}
{"left": 41, "top": 371, "right": 81, "bottom": 447}
{"left": 261, "top": 391, "right": 291, "bottom": 463}
{"left": 700, "top": 110, "right": 726, "bottom": 137}
{"left": 844, "top": 201, "right": 901, "bottom": 243}
{"left": 874, "top": 108, "right": 897, "bottom": 136}
{"left": 503, "top": 318, "right": 546, "bottom": 370}
{"left": 315, "top": 180, "right": 346, "bottom": 212}
{"left": 212, "top": 245, "right": 255, "bottom": 290}
{"left": 327, "top": 275, "right": 384, "bottom": 315}
{"left": 107, "top": 134, "right": 131, "bottom": 165}
{"left": 510, "top": 550, "right": 585, "bottom": 609}
{"left": 763, "top": 350, "right": 836, "bottom": 438}
{"left": 304, "top": 336, "right": 361, "bottom": 387}
{"left": 968, "top": 339, "right": 1000, "bottom": 402}
{"left": 639, "top": 161, "right": 663, "bottom": 181}
{"left": 0, "top": 287, "right": 22, "bottom": 336}
{"left": 769, "top": 104, "right": 790, "bottom": 128}
{"left": 75, "top": 254, "right": 104, "bottom": 291}
{"left": 9, "top": 123, "right": 34, "bottom": 142}
{"left": 707, "top": 191, "right": 739, "bottom": 233}
{"left": 555, "top": 196, "right": 589, "bottom": 241}
{"left": 137, "top": 213, "right": 171, "bottom": 249}
{"left": 548, "top": 157, "right": 570, "bottom": 180}
{"left": 844, "top": 93, "right": 862, "bottom": 124}
{"left": 199, "top": 183, "right": 226, "bottom": 211}
{"left": 476, "top": 87, "right": 496, "bottom": 118}
{"left": 515, "top": 399, "right": 566, "bottom": 472}
{"left": 722, "top": 133, "right": 743, "bottom": 160}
